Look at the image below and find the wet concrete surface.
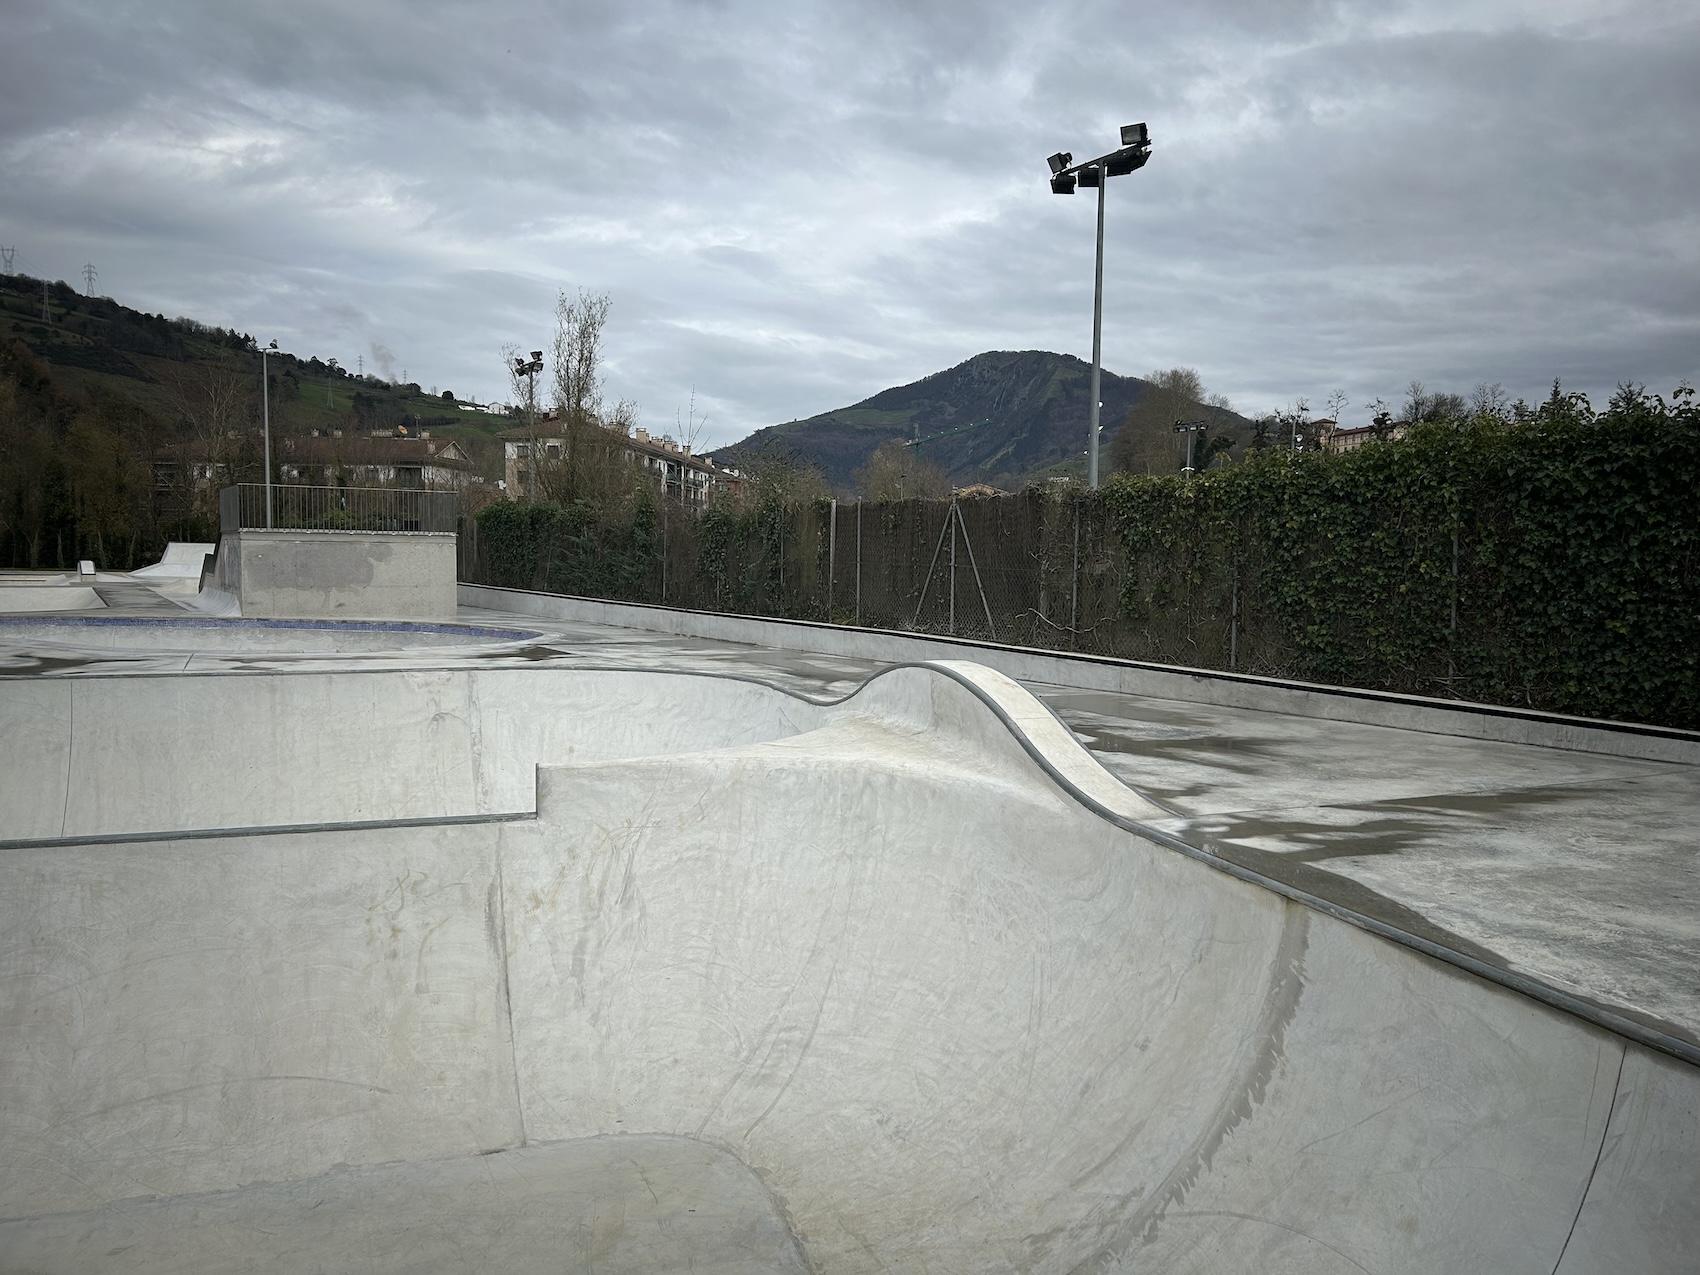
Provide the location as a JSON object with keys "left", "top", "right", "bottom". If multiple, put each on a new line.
{"left": 3, "top": 601, "right": 1695, "bottom": 1053}
{"left": 1042, "top": 688, "right": 1700, "bottom": 1052}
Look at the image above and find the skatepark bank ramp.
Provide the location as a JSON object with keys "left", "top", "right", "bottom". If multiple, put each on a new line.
{"left": 0, "top": 660, "right": 1694, "bottom": 1272}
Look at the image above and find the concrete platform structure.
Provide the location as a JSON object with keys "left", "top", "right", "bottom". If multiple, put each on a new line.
{"left": 212, "top": 528, "right": 457, "bottom": 621}
{"left": 0, "top": 561, "right": 1696, "bottom": 1273}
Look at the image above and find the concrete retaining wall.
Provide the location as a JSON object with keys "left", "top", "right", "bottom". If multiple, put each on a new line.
{"left": 222, "top": 530, "right": 457, "bottom": 620}
{"left": 0, "top": 667, "right": 831, "bottom": 841}
{"left": 460, "top": 583, "right": 1700, "bottom": 764}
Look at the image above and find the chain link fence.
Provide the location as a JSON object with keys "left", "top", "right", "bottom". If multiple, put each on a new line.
{"left": 458, "top": 487, "right": 1304, "bottom": 679}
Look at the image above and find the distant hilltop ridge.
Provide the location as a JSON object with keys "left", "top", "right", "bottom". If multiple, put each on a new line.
{"left": 714, "top": 350, "right": 1156, "bottom": 491}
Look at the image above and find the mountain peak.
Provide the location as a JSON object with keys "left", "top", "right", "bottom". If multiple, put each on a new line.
{"left": 718, "top": 350, "right": 1150, "bottom": 490}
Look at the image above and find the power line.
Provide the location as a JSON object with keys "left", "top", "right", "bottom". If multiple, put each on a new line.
{"left": 82, "top": 263, "right": 97, "bottom": 296}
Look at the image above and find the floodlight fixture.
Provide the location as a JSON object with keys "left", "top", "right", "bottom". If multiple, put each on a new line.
{"left": 261, "top": 339, "right": 282, "bottom": 528}
{"left": 513, "top": 349, "right": 547, "bottom": 502}
{"left": 1104, "top": 147, "right": 1149, "bottom": 178}
{"left": 1174, "top": 418, "right": 1208, "bottom": 476}
{"left": 1044, "top": 120, "right": 1155, "bottom": 488}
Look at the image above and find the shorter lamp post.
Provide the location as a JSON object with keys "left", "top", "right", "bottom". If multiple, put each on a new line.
{"left": 1174, "top": 419, "right": 1208, "bottom": 476}
{"left": 262, "top": 339, "right": 278, "bottom": 528}
{"left": 513, "top": 350, "right": 544, "bottom": 502}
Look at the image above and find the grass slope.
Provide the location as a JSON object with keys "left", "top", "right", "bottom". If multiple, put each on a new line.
{"left": 0, "top": 274, "right": 512, "bottom": 454}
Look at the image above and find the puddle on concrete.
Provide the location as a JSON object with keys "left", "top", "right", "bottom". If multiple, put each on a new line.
{"left": 0, "top": 650, "right": 153, "bottom": 675}
{"left": 1062, "top": 720, "right": 1287, "bottom": 779}
{"left": 1035, "top": 688, "right": 1228, "bottom": 731}
{"left": 1163, "top": 828, "right": 1511, "bottom": 968}
{"left": 1168, "top": 783, "right": 1613, "bottom": 866}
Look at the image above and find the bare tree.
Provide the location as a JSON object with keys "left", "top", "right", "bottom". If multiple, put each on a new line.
{"left": 677, "top": 386, "right": 707, "bottom": 454}
{"left": 552, "top": 289, "right": 610, "bottom": 429}
{"left": 1110, "top": 368, "right": 1232, "bottom": 474}
{"left": 856, "top": 439, "right": 949, "bottom": 501}
{"left": 1404, "top": 381, "right": 1431, "bottom": 424}
{"left": 1403, "top": 381, "right": 1470, "bottom": 424}
{"left": 1471, "top": 381, "right": 1511, "bottom": 420}
{"left": 163, "top": 361, "right": 258, "bottom": 521}
{"left": 721, "top": 446, "right": 828, "bottom": 509}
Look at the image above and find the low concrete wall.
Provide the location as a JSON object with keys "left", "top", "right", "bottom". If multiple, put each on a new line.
{"left": 0, "top": 667, "right": 832, "bottom": 841}
{"left": 460, "top": 583, "right": 1700, "bottom": 764}
{"left": 225, "top": 530, "right": 456, "bottom": 620}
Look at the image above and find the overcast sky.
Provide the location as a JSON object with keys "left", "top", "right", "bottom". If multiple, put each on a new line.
{"left": 3, "top": 1, "right": 1695, "bottom": 447}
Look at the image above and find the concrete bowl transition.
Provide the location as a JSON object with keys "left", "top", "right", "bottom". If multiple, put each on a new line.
{"left": 0, "top": 612, "right": 1695, "bottom": 1273}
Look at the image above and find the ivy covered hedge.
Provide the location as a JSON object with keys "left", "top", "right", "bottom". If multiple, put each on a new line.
{"left": 473, "top": 497, "right": 659, "bottom": 601}
{"left": 1104, "top": 387, "right": 1700, "bottom": 727}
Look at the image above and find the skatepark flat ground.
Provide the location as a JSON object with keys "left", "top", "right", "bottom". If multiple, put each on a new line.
{"left": 2, "top": 595, "right": 1697, "bottom": 1273}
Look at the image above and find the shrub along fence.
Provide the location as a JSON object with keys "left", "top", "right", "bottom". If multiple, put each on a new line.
{"left": 460, "top": 389, "right": 1699, "bottom": 730}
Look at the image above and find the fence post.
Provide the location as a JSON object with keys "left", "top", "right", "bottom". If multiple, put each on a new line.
{"left": 1070, "top": 497, "right": 1080, "bottom": 650}
{"left": 1230, "top": 558, "right": 1239, "bottom": 672}
{"left": 855, "top": 501, "right": 862, "bottom": 625}
{"left": 828, "top": 498, "right": 837, "bottom": 618}
{"left": 948, "top": 496, "right": 957, "bottom": 635}
{"left": 1036, "top": 491, "right": 1050, "bottom": 641}
{"left": 1449, "top": 526, "right": 1459, "bottom": 686}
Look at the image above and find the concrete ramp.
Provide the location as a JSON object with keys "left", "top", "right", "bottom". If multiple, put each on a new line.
{"left": 0, "top": 662, "right": 1693, "bottom": 1272}
{"left": 0, "top": 584, "right": 105, "bottom": 613}
{"left": 128, "top": 541, "right": 216, "bottom": 577}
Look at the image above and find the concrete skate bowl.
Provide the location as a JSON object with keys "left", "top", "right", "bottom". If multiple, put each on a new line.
{"left": 0, "top": 614, "right": 542, "bottom": 655}
{"left": 0, "top": 661, "right": 1694, "bottom": 1273}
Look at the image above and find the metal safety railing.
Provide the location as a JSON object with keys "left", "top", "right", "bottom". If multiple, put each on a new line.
{"left": 219, "top": 484, "right": 457, "bottom": 535}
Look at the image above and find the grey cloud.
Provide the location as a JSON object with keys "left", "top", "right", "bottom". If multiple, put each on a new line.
{"left": 1, "top": 0, "right": 1695, "bottom": 447}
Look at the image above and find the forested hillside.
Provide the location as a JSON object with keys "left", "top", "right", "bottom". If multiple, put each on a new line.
{"left": 716, "top": 350, "right": 1254, "bottom": 492}
{"left": 0, "top": 274, "right": 508, "bottom": 569}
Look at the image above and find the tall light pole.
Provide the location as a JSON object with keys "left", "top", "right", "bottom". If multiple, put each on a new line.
{"left": 513, "top": 350, "right": 544, "bottom": 503}
{"left": 262, "top": 339, "right": 278, "bottom": 528}
{"left": 1047, "top": 122, "right": 1153, "bottom": 488}
{"left": 1174, "top": 419, "right": 1208, "bottom": 476}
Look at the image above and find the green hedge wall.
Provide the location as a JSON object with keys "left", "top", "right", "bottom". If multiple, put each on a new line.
{"left": 474, "top": 497, "right": 659, "bottom": 601}
{"left": 1104, "top": 389, "right": 1700, "bottom": 727}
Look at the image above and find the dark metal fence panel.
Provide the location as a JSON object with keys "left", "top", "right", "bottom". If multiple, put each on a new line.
{"left": 219, "top": 485, "right": 457, "bottom": 534}
{"left": 461, "top": 488, "right": 1150, "bottom": 651}
{"left": 454, "top": 485, "right": 1453, "bottom": 684}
